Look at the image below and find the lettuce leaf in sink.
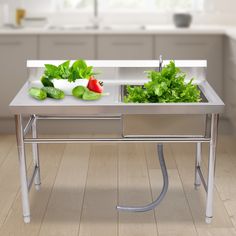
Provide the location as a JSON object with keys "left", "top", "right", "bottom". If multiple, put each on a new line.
{"left": 124, "top": 61, "right": 201, "bottom": 103}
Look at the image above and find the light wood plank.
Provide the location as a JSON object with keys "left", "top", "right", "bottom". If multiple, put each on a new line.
{"left": 223, "top": 201, "right": 236, "bottom": 229}
{"left": 220, "top": 135, "right": 236, "bottom": 160}
{"left": 204, "top": 146, "right": 236, "bottom": 202}
{"left": 0, "top": 143, "right": 32, "bottom": 228}
{"left": 39, "top": 143, "right": 90, "bottom": 236}
{"left": 0, "top": 135, "right": 15, "bottom": 167}
{"left": 170, "top": 143, "right": 233, "bottom": 228}
{"left": 200, "top": 136, "right": 236, "bottom": 228}
{"left": 149, "top": 169, "right": 197, "bottom": 236}
{"left": 0, "top": 134, "right": 235, "bottom": 234}
{"left": 197, "top": 227, "right": 236, "bottom": 236}
{"left": 78, "top": 143, "right": 118, "bottom": 236}
{"left": 118, "top": 143, "right": 158, "bottom": 236}
{"left": 0, "top": 143, "right": 65, "bottom": 236}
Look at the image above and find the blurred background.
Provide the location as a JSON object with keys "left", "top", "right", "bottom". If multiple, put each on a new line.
{"left": 0, "top": 0, "right": 235, "bottom": 26}
{"left": 0, "top": 0, "right": 235, "bottom": 133}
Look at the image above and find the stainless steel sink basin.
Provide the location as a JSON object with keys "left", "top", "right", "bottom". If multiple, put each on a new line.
{"left": 120, "top": 84, "right": 209, "bottom": 137}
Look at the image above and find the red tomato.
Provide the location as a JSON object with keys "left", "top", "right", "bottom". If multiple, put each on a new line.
{"left": 87, "top": 77, "right": 103, "bottom": 93}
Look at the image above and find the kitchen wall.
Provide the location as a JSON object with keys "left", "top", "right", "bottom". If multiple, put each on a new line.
{"left": 0, "top": 0, "right": 54, "bottom": 12}
{"left": 0, "top": 0, "right": 236, "bottom": 25}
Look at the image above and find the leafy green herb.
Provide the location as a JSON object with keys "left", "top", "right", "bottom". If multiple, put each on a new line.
{"left": 42, "top": 59, "right": 96, "bottom": 86}
{"left": 82, "top": 90, "right": 102, "bottom": 101}
{"left": 72, "top": 85, "right": 102, "bottom": 101}
{"left": 124, "top": 61, "right": 201, "bottom": 103}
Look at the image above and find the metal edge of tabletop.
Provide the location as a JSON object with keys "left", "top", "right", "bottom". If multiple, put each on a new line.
{"left": 9, "top": 103, "right": 225, "bottom": 116}
{"left": 9, "top": 80, "right": 225, "bottom": 116}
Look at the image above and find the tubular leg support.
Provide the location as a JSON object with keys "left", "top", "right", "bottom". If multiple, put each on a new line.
{"left": 117, "top": 144, "right": 168, "bottom": 212}
{"left": 195, "top": 142, "right": 202, "bottom": 189}
{"left": 32, "top": 116, "right": 41, "bottom": 190}
{"left": 205, "top": 114, "right": 219, "bottom": 224}
{"left": 15, "top": 115, "right": 31, "bottom": 223}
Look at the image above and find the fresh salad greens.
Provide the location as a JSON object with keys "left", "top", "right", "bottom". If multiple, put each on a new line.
{"left": 124, "top": 61, "right": 201, "bottom": 103}
{"left": 41, "top": 59, "right": 96, "bottom": 87}
{"left": 82, "top": 90, "right": 102, "bottom": 101}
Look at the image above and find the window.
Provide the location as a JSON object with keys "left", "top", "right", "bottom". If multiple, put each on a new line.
{"left": 56, "top": 0, "right": 92, "bottom": 10}
{"left": 60, "top": 0, "right": 206, "bottom": 12}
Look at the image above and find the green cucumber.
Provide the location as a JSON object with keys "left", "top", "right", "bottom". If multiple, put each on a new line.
{"left": 29, "top": 87, "right": 47, "bottom": 101}
{"left": 42, "top": 87, "right": 65, "bottom": 100}
{"left": 82, "top": 90, "right": 102, "bottom": 101}
{"left": 41, "top": 76, "right": 54, "bottom": 87}
{"left": 72, "top": 86, "right": 87, "bottom": 99}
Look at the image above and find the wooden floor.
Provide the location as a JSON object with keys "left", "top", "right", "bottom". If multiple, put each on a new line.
{"left": 0, "top": 134, "right": 236, "bottom": 236}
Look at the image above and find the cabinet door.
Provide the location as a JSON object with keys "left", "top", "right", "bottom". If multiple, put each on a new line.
{"left": 155, "top": 35, "right": 223, "bottom": 98}
{"left": 39, "top": 35, "right": 95, "bottom": 59}
{"left": 0, "top": 35, "right": 37, "bottom": 117}
{"left": 224, "top": 36, "right": 236, "bottom": 62}
{"left": 97, "top": 35, "right": 154, "bottom": 59}
{"left": 224, "top": 37, "right": 236, "bottom": 130}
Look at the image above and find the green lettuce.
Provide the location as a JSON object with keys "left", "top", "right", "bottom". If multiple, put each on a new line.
{"left": 124, "top": 61, "right": 201, "bottom": 103}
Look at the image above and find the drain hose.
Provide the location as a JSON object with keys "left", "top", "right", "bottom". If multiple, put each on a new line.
{"left": 117, "top": 143, "right": 169, "bottom": 212}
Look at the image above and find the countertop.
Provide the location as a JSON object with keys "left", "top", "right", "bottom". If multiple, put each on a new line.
{"left": 10, "top": 79, "right": 224, "bottom": 116}
{"left": 1, "top": 24, "right": 236, "bottom": 40}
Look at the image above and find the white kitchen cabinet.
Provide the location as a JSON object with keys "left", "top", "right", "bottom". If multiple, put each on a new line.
{"left": 155, "top": 35, "right": 223, "bottom": 98}
{"left": 39, "top": 35, "right": 95, "bottom": 59}
{"left": 0, "top": 35, "right": 37, "bottom": 117}
{"left": 224, "top": 36, "right": 236, "bottom": 131}
{"left": 97, "top": 35, "right": 154, "bottom": 59}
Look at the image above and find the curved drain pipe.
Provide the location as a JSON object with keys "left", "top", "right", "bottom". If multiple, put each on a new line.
{"left": 117, "top": 143, "right": 169, "bottom": 212}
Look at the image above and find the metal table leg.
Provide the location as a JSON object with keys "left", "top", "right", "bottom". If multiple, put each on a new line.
{"left": 195, "top": 142, "right": 202, "bottom": 189}
{"left": 32, "top": 115, "right": 41, "bottom": 191}
{"left": 15, "top": 115, "right": 31, "bottom": 223}
{"left": 117, "top": 144, "right": 168, "bottom": 212}
{"left": 205, "top": 113, "right": 219, "bottom": 224}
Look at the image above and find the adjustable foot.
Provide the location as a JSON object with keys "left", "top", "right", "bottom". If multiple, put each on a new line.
{"left": 35, "top": 184, "right": 41, "bottom": 191}
{"left": 117, "top": 144, "right": 168, "bottom": 212}
{"left": 24, "top": 215, "right": 31, "bottom": 223}
{"left": 205, "top": 216, "right": 212, "bottom": 224}
{"left": 194, "top": 183, "right": 201, "bottom": 190}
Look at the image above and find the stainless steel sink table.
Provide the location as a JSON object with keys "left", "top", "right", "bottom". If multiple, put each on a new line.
{"left": 9, "top": 60, "right": 224, "bottom": 224}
